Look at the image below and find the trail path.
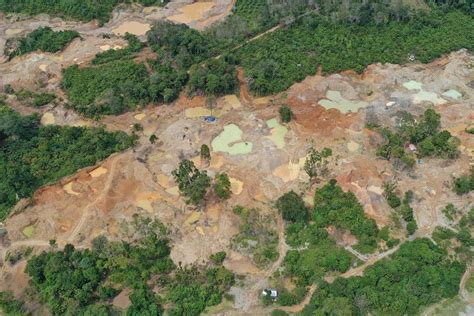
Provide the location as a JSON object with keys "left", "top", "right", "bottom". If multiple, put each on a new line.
{"left": 246, "top": 215, "right": 288, "bottom": 310}
{"left": 344, "top": 245, "right": 369, "bottom": 261}
{"left": 1, "top": 155, "right": 121, "bottom": 271}
{"left": 280, "top": 284, "right": 317, "bottom": 313}
{"left": 225, "top": 8, "right": 318, "bottom": 55}
{"left": 67, "top": 155, "right": 121, "bottom": 243}
{"left": 460, "top": 265, "right": 473, "bottom": 303}
{"left": 1, "top": 240, "right": 86, "bottom": 275}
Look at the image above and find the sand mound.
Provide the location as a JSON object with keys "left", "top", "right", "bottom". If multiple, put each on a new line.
{"left": 134, "top": 113, "right": 146, "bottom": 121}
{"left": 113, "top": 21, "right": 150, "bottom": 36}
{"left": 63, "top": 182, "right": 80, "bottom": 196}
{"left": 168, "top": 2, "right": 215, "bottom": 24}
{"left": 223, "top": 95, "right": 242, "bottom": 109}
{"left": 185, "top": 107, "right": 212, "bottom": 118}
{"left": 230, "top": 178, "right": 244, "bottom": 195}
{"left": 89, "top": 167, "right": 108, "bottom": 178}
{"left": 40, "top": 113, "right": 55, "bottom": 125}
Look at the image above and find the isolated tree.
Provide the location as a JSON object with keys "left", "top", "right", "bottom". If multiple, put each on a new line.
{"left": 383, "top": 181, "right": 401, "bottom": 208}
{"left": 132, "top": 123, "right": 143, "bottom": 132}
{"left": 304, "top": 147, "right": 331, "bottom": 180}
{"left": 209, "top": 251, "right": 227, "bottom": 265}
{"left": 452, "top": 168, "right": 474, "bottom": 195}
{"left": 279, "top": 104, "right": 293, "bottom": 123}
{"left": 149, "top": 134, "right": 157, "bottom": 144}
{"left": 200, "top": 144, "right": 211, "bottom": 162}
{"left": 172, "top": 160, "right": 211, "bottom": 206}
{"left": 215, "top": 173, "right": 231, "bottom": 200}
{"left": 276, "top": 191, "right": 308, "bottom": 223}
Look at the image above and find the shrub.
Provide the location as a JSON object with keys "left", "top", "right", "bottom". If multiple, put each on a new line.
{"left": 406, "top": 221, "right": 417, "bottom": 235}
{"left": 0, "top": 291, "right": 25, "bottom": 315}
{"left": 6, "top": 27, "right": 79, "bottom": 59}
{"left": 453, "top": 168, "right": 474, "bottom": 195}
{"left": 209, "top": 251, "right": 227, "bottom": 265}
{"left": 15, "top": 90, "right": 56, "bottom": 107}
{"left": 215, "top": 173, "right": 231, "bottom": 200}
{"left": 279, "top": 104, "right": 293, "bottom": 123}
{"left": 200, "top": 144, "right": 211, "bottom": 161}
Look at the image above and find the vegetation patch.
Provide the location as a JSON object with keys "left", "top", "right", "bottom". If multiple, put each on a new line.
{"left": 0, "top": 106, "right": 134, "bottom": 220}
{"left": 313, "top": 179, "right": 379, "bottom": 253}
{"left": 302, "top": 239, "right": 466, "bottom": 315}
{"left": 0, "top": 216, "right": 233, "bottom": 315}
{"left": 91, "top": 33, "right": 144, "bottom": 65}
{"left": 452, "top": 167, "right": 474, "bottom": 195}
{"left": 375, "top": 109, "right": 460, "bottom": 167}
{"left": 0, "top": 0, "right": 170, "bottom": 24}
{"left": 62, "top": 60, "right": 150, "bottom": 117}
{"left": 283, "top": 222, "right": 354, "bottom": 286}
{"left": 231, "top": 206, "right": 279, "bottom": 268}
{"left": 0, "top": 291, "right": 26, "bottom": 315}
{"left": 5, "top": 27, "right": 79, "bottom": 59}
{"left": 188, "top": 57, "right": 238, "bottom": 96}
{"left": 236, "top": 11, "right": 473, "bottom": 95}
{"left": 14, "top": 89, "right": 56, "bottom": 107}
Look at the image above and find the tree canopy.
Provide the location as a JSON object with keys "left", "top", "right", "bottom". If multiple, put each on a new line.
{"left": 302, "top": 239, "right": 466, "bottom": 315}
{"left": 172, "top": 160, "right": 211, "bottom": 206}
{"left": 313, "top": 179, "right": 379, "bottom": 253}
{"left": 0, "top": 106, "right": 133, "bottom": 220}
{"left": 0, "top": 0, "right": 170, "bottom": 24}
{"left": 5, "top": 26, "right": 79, "bottom": 59}
{"left": 276, "top": 191, "right": 308, "bottom": 223}
{"left": 20, "top": 217, "right": 234, "bottom": 315}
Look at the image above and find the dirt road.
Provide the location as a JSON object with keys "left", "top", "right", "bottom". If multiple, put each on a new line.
{"left": 67, "top": 154, "right": 121, "bottom": 243}
{"left": 246, "top": 214, "right": 289, "bottom": 311}
{"left": 460, "top": 265, "right": 473, "bottom": 303}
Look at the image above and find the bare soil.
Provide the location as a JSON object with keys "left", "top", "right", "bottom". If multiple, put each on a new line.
{"left": 0, "top": 5, "right": 472, "bottom": 312}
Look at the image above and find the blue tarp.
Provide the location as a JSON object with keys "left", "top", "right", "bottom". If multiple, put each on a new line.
{"left": 204, "top": 116, "right": 217, "bottom": 123}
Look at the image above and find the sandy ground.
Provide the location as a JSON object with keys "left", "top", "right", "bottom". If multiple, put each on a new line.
{"left": 0, "top": 0, "right": 234, "bottom": 87}
{"left": 0, "top": 5, "right": 472, "bottom": 313}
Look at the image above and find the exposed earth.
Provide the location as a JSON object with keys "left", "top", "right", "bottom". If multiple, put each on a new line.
{"left": 0, "top": 1, "right": 473, "bottom": 315}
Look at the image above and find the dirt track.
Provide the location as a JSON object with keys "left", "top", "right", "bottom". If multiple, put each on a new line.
{"left": 0, "top": 4, "right": 472, "bottom": 312}
{"left": 67, "top": 154, "right": 121, "bottom": 243}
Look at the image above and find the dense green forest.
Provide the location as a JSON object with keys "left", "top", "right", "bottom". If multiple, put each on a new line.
{"left": 0, "top": 217, "right": 234, "bottom": 315}
{"left": 0, "top": 106, "right": 134, "bottom": 220}
{"left": 62, "top": 60, "right": 150, "bottom": 116}
{"left": 147, "top": 20, "right": 220, "bottom": 68}
{"left": 236, "top": 10, "right": 473, "bottom": 95}
{"left": 209, "top": 0, "right": 472, "bottom": 48}
{"left": 0, "top": 0, "right": 169, "bottom": 24}
{"left": 302, "top": 238, "right": 466, "bottom": 315}
{"left": 5, "top": 27, "right": 79, "bottom": 59}
{"left": 283, "top": 222, "right": 354, "bottom": 286}
{"left": 188, "top": 57, "right": 238, "bottom": 96}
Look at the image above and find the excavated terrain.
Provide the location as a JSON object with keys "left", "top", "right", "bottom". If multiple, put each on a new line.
{"left": 0, "top": 1, "right": 472, "bottom": 314}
